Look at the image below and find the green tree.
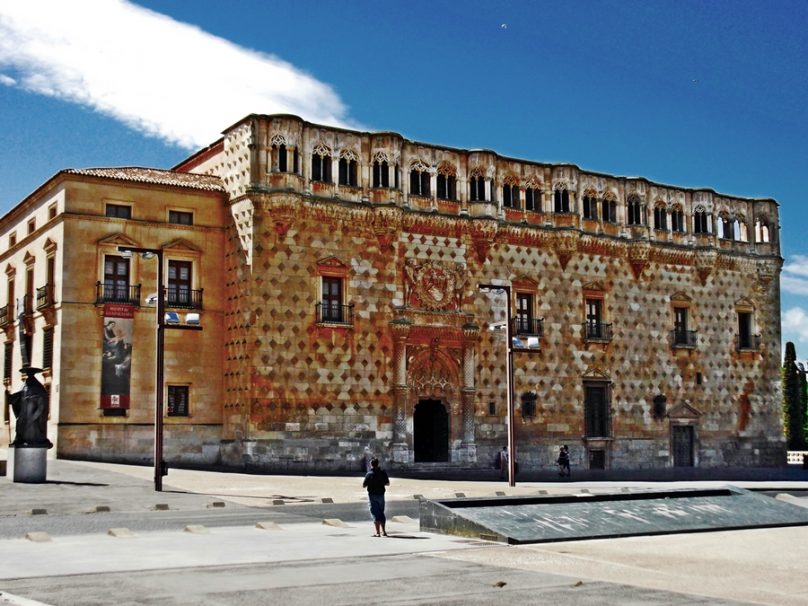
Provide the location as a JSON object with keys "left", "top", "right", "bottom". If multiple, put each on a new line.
{"left": 782, "top": 342, "right": 806, "bottom": 449}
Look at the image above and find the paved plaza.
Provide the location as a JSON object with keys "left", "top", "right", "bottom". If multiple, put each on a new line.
{"left": 1, "top": 456, "right": 808, "bottom": 605}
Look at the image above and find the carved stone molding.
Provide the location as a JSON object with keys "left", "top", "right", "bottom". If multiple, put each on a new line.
{"left": 404, "top": 258, "right": 466, "bottom": 311}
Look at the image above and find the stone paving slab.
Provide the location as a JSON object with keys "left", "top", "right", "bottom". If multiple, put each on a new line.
{"left": 420, "top": 486, "right": 808, "bottom": 544}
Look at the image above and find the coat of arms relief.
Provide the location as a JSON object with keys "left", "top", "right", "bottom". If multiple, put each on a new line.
{"left": 404, "top": 258, "right": 467, "bottom": 311}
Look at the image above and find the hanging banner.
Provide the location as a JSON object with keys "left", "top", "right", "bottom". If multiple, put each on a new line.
{"left": 100, "top": 303, "right": 134, "bottom": 409}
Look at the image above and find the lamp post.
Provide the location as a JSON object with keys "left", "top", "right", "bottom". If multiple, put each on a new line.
{"left": 119, "top": 246, "right": 165, "bottom": 491}
{"left": 478, "top": 283, "right": 516, "bottom": 487}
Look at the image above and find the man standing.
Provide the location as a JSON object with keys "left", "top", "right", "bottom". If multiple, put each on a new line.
{"left": 363, "top": 457, "right": 390, "bottom": 537}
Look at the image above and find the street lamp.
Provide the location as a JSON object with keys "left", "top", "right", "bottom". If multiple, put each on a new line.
{"left": 478, "top": 282, "right": 516, "bottom": 487}
{"left": 119, "top": 246, "right": 166, "bottom": 490}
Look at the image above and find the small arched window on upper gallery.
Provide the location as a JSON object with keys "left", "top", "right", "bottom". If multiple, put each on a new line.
{"left": 735, "top": 214, "right": 748, "bottom": 242}
{"left": 626, "top": 194, "right": 645, "bottom": 226}
{"left": 502, "top": 176, "right": 520, "bottom": 209}
{"left": 755, "top": 216, "right": 771, "bottom": 243}
{"left": 718, "top": 212, "right": 733, "bottom": 240}
{"left": 270, "top": 134, "right": 298, "bottom": 174}
{"left": 469, "top": 167, "right": 487, "bottom": 202}
{"left": 436, "top": 162, "right": 457, "bottom": 201}
{"left": 553, "top": 186, "right": 570, "bottom": 213}
{"left": 338, "top": 149, "right": 359, "bottom": 187}
{"left": 524, "top": 179, "right": 542, "bottom": 212}
{"left": 409, "top": 160, "right": 430, "bottom": 197}
{"left": 311, "top": 143, "right": 332, "bottom": 183}
{"left": 602, "top": 194, "right": 617, "bottom": 223}
{"left": 693, "top": 206, "right": 711, "bottom": 234}
{"left": 653, "top": 201, "right": 667, "bottom": 230}
{"left": 671, "top": 204, "right": 685, "bottom": 233}
{"left": 583, "top": 190, "right": 598, "bottom": 220}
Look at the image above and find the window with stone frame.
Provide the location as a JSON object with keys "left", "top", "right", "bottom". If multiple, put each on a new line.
{"left": 515, "top": 291, "right": 535, "bottom": 334}
{"left": 436, "top": 163, "right": 457, "bottom": 200}
{"left": 502, "top": 177, "right": 520, "bottom": 209}
{"left": 469, "top": 168, "right": 487, "bottom": 202}
{"left": 167, "top": 260, "right": 193, "bottom": 308}
{"left": 168, "top": 210, "right": 193, "bottom": 226}
{"left": 553, "top": 188, "right": 570, "bottom": 213}
{"left": 602, "top": 196, "right": 617, "bottom": 223}
{"left": 583, "top": 192, "right": 598, "bottom": 220}
{"left": 167, "top": 385, "right": 190, "bottom": 417}
{"left": 654, "top": 203, "right": 668, "bottom": 230}
{"left": 627, "top": 194, "right": 645, "bottom": 225}
{"left": 42, "top": 327, "right": 54, "bottom": 370}
{"left": 671, "top": 303, "right": 696, "bottom": 347}
{"left": 338, "top": 149, "right": 359, "bottom": 187}
{"left": 320, "top": 276, "right": 345, "bottom": 323}
{"left": 103, "top": 255, "right": 131, "bottom": 302}
{"left": 671, "top": 205, "right": 685, "bottom": 233}
{"left": 311, "top": 144, "right": 332, "bottom": 183}
{"left": 583, "top": 289, "right": 611, "bottom": 342}
{"left": 525, "top": 186, "right": 542, "bottom": 212}
{"left": 584, "top": 382, "right": 610, "bottom": 438}
{"left": 409, "top": 161, "right": 430, "bottom": 197}
{"left": 372, "top": 158, "right": 390, "bottom": 188}
{"left": 736, "top": 308, "right": 758, "bottom": 351}
{"left": 105, "top": 204, "right": 132, "bottom": 219}
{"left": 693, "top": 208, "right": 710, "bottom": 234}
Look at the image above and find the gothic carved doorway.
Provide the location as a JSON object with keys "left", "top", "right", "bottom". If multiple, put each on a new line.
{"left": 414, "top": 399, "right": 449, "bottom": 462}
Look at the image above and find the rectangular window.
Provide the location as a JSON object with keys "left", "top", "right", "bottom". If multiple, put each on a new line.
{"left": 584, "top": 383, "right": 609, "bottom": 438}
{"left": 27, "top": 218, "right": 36, "bottom": 235}
{"left": 104, "top": 255, "right": 130, "bottom": 302}
{"left": 4, "top": 341, "right": 12, "bottom": 381}
{"left": 42, "top": 327, "right": 54, "bottom": 370}
{"left": 25, "top": 267, "right": 34, "bottom": 315}
{"left": 167, "top": 385, "right": 189, "bottom": 416}
{"left": 738, "top": 312, "right": 755, "bottom": 349}
{"left": 7, "top": 278, "right": 14, "bottom": 317}
{"left": 48, "top": 204, "right": 57, "bottom": 220}
{"left": 321, "top": 276, "right": 343, "bottom": 322}
{"left": 525, "top": 188, "right": 539, "bottom": 212}
{"left": 515, "top": 293, "right": 534, "bottom": 334}
{"left": 106, "top": 204, "right": 132, "bottom": 219}
{"left": 167, "top": 260, "right": 192, "bottom": 306}
{"left": 169, "top": 210, "right": 193, "bottom": 225}
{"left": 674, "top": 307, "right": 688, "bottom": 334}
{"left": 8, "top": 232, "right": 16, "bottom": 247}
{"left": 586, "top": 298, "right": 602, "bottom": 335}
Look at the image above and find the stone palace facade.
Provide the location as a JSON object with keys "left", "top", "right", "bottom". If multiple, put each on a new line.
{"left": 0, "top": 113, "right": 785, "bottom": 473}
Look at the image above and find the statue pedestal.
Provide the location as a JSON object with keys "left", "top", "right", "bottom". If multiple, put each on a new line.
{"left": 10, "top": 446, "right": 47, "bottom": 483}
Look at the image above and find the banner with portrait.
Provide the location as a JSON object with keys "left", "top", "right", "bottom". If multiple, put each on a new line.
{"left": 100, "top": 303, "right": 134, "bottom": 409}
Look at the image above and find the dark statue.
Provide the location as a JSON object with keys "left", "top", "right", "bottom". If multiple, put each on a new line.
{"left": 9, "top": 310, "right": 52, "bottom": 448}
{"left": 9, "top": 367, "right": 52, "bottom": 449}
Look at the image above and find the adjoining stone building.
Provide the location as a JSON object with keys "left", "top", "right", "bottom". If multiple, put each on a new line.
{"left": 1, "top": 113, "right": 785, "bottom": 473}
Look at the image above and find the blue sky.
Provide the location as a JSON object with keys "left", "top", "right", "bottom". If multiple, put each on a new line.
{"left": 1, "top": 0, "right": 807, "bottom": 354}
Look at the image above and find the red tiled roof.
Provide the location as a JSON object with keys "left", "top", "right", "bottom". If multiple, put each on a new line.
{"left": 64, "top": 167, "right": 224, "bottom": 192}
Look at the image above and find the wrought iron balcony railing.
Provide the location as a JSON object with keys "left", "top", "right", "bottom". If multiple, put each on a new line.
{"left": 22, "top": 293, "right": 34, "bottom": 315}
{"left": 0, "top": 304, "right": 8, "bottom": 328}
{"left": 316, "top": 303, "right": 354, "bottom": 325}
{"left": 583, "top": 322, "right": 613, "bottom": 342}
{"left": 165, "top": 288, "right": 203, "bottom": 310}
{"left": 670, "top": 329, "right": 697, "bottom": 348}
{"left": 36, "top": 284, "right": 55, "bottom": 310}
{"left": 513, "top": 317, "right": 544, "bottom": 337}
{"left": 96, "top": 282, "right": 141, "bottom": 306}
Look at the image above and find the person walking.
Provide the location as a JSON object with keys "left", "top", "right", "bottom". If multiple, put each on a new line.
{"left": 498, "top": 445, "right": 509, "bottom": 480}
{"left": 557, "top": 444, "right": 571, "bottom": 477}
{"left": 363, "top": 457, "right": 390, "bottom": 537}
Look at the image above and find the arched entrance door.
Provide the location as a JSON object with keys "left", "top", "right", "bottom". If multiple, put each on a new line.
{"left": 414, "top": 399, "right": 449, "bottom": 462}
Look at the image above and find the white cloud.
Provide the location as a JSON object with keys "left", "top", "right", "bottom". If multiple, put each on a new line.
{"left": 782, "top": 255, "right": 808, "bottom": 279}
{"left": 0, "top": 1, "right": 355, "bottom": 149}
{"left": 782, "top": 307, "right": 808, "bottom": 346}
